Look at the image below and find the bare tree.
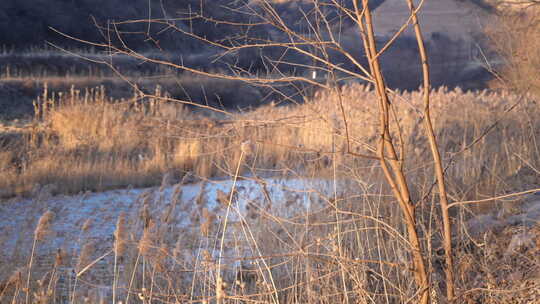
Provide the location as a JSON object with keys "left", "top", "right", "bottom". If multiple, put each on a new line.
{"left": 53, "top": 0, "right": 459, "bottom": 302}
{"left": 486, "top": 1, "right": 540, "bottom": 95}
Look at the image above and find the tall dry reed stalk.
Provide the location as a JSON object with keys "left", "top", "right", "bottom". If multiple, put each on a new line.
{"left": 25, "top": 210, "right": 54, "bottom": 304}
{"left": 113, "top": 212, "right": 127, "bottom": 304}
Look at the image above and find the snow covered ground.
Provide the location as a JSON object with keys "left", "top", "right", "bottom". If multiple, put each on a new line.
{"left": 0, "top": 177, "right": 354, "bottom": 263}
{"left": 2, "top": 176, "right": 538, "bottom": 261}
{"left": 1, "top": 174, "right": 539, "bottom": 302}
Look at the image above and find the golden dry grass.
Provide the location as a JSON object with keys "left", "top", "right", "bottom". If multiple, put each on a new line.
{"left": 0, "top": 82, "right": 539, "bottom": 303}
{"left": 0, "top": 83, "right": 539, "bottom": 200}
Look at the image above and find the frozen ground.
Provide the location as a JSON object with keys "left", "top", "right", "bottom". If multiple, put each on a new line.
{"left": 1, "top": 174, "right": 540, "bottom": 302}
{"left": 0, "top": 177, "right": 355, "bottom": 262}
{"left": 2, "top": 174, "right": 538, "bottom": 261}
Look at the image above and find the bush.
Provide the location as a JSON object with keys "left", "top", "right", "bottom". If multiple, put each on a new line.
{"left": 486, "top": 7, "right": 540, "bottom": 95}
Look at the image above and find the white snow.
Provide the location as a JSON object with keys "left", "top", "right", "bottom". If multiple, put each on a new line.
{"left": 0, "top": 177, "right": 348, "bottom": 261}
{"left": 3, "top": 175, "right": 538, "bottom": 277}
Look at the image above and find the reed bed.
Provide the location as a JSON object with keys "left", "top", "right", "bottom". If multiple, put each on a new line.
{"left": 1, "top": 83, "right": 538, "bottom": 200}
{"left": 0, "top": 83, "right": 539, "bottom": 303}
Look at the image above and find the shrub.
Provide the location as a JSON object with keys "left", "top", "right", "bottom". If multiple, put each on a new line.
{"left": 486, "top": 6, "right": 540, "bottom": 95}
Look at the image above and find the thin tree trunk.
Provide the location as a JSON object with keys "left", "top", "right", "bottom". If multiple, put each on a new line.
{"left": 354, "top": 1, "right": 430, "bottom": 303}
{"left": 404, "top": 0, "right": 455, "bottom": 301}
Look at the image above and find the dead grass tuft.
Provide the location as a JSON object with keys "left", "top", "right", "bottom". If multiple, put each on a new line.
{"left": 76, "top": 242, "right": 95, "bottom": 275}
{"left": 114, "top": 213, "right": 128, "bottom": 258}
{"left": 34, "top": 210, "right": 55, "bottom": 241}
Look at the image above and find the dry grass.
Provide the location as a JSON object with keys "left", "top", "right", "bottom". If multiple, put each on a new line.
{"left": 2, "top": 170, "right": 540, "bottom": 303}
{"left": 0, "top": 83, "right": 539, "bottom": 303}
{"left": 1, "top": 175, "right": 423, "bottom": 303}
{"left": 1, "top": 83, "right": 538, "bottom": 199}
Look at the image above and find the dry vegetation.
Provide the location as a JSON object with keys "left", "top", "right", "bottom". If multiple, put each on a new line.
{"left": 1, "top": 84, "right": 538, "bottom": 199}
{"left": 0, "top": 82, "right": 539, "bottom": 302}
{"left": 1, "top": 1, "right": 540, "bottom": 303}
{"left": 486, "top": 5, "right": 540, "bottom": 95}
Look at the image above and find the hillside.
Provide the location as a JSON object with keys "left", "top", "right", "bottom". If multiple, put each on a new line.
{"left": 0, "top": 0, "right": 499, "bottom": 119}
{"left": 0, "top": 0, "right": 250, "bottom": 51}
{"left": 0, "top": 0, "right": 387, "bottom": 51}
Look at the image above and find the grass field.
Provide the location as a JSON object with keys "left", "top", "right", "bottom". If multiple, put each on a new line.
{"left": 1, "top": 81, "right": 539, "bottom": 303}
{"left": 1, "top": 83, "right": 538, "bottom": 199}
